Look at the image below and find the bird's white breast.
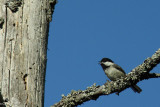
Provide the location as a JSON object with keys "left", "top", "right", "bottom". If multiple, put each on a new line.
{"left": 104, "top": 66, "right": 125, "bottom": 81}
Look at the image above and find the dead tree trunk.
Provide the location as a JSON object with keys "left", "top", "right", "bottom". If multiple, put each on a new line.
{"left": 0, "top": 0, "right": 56, "bottom": 106}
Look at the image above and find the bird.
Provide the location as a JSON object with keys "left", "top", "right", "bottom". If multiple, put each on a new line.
{"left": 99, "top": 58, "right": 142, "bottom": 93}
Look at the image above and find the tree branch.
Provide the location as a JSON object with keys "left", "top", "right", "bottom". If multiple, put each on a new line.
{"left": 148, "top": 73, "right": 160, "bottom": 78}
{"left": 52, "top": 48, "right": 160, "bottom": 107}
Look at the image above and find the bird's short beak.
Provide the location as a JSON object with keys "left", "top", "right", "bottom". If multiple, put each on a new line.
{"left": 98, "top": 61, "right": 101, "bottom": 64}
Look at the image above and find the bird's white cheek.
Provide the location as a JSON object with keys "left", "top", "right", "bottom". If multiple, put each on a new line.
{"left": 103, "top": 62, "right": 113, "bottom": 66}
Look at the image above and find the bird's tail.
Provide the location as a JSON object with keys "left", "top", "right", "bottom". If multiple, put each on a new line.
{"left": 131, "top": 85, "right": 142, "bottom": 93}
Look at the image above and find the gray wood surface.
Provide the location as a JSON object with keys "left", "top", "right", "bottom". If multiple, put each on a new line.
{"left": 0, "top": 0, "right": 56, "bottom": 106}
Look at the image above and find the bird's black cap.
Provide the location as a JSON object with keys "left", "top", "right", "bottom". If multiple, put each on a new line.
{"left": 100, "top": 58, "right": 114, "bottom": 63}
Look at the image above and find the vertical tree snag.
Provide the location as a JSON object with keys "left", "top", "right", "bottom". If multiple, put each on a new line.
{"left": 0, "top": 0, "right": 56, "bottom": 106}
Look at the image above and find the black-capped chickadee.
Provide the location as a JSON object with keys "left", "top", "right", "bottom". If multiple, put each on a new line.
{"left": 99, "top": 58, "right": 142, "bottom": 93}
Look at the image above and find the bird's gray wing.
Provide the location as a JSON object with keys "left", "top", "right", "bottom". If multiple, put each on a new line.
{"left": 112, "top": 64, "right": 126, "bottom": 74}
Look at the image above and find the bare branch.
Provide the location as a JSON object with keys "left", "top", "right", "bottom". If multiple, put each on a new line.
{"left": 52, "top": 48, "right": 160, "bottom": 107}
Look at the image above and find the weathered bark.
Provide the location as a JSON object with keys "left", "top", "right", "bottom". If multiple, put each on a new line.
{"left": 52, "top": 49, "right": 160, "bottom": 107}
{"left": 0, "top": 0, "right": 56, "bottom": 106}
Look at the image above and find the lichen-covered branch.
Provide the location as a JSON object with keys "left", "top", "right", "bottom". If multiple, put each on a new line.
{"left": 52, "top": 48, "right": 160, "bottom": 107}
{"left": 148, "top": 73, "right": 160, "bottom": 78}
